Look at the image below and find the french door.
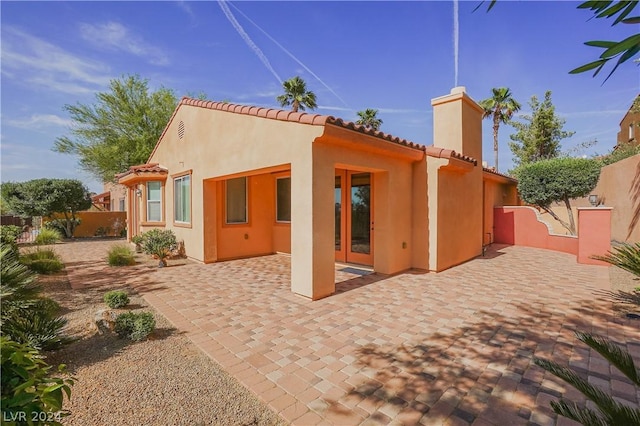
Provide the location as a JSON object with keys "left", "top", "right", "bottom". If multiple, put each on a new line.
{"left": 335, "top": 170, "right": 373, "bottom": 266}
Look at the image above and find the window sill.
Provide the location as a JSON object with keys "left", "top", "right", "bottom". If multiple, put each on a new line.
{"left": 141, "top": 221, "right": 166, "bottom": 227}
{"left": 174, "top": 222, "right": 192, "bottom": 228}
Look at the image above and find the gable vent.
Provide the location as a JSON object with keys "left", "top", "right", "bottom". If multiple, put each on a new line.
{"left": 178, "top": 121, "right": 185, "bottom": 140}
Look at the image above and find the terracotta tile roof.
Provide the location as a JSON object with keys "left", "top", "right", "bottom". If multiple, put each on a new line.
{"left": 424, "top": 146, "right": 478, "bottom": 166}
{"left": 116, "top": 163, "right": 168, "bottom": 179}
{"left": 482, "top": 166, "right": 517, "bottom": 182}
{"left": 91, "top": 191, "right": 110, "bottom": 201}
{"left": 148, "top": 97, "right": 478, "bottom": 166}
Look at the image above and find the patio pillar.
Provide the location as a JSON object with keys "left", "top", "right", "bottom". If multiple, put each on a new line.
{"left": 577, "top": 207, "right": 612, "bottom": 265}
{"left": 290, "top": 148, "right": 335, "bottom": 300}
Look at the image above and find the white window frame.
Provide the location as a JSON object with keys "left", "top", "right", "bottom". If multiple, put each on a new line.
{"left": 174, "top": 174, "right": 191, "bottom": 224}
{"left": 146, "top": 181, "right": 162, "bottom": 222}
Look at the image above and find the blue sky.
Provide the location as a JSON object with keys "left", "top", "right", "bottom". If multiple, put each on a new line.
{"left": 1, "top": 1, "right": 638, "bottom": 194}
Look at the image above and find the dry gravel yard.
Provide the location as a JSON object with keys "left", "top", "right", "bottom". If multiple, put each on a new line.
{"left": 40, "top": 267, "right": 286, "bottom": 426}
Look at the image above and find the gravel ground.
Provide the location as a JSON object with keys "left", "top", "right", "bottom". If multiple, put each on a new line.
{"left": 40, "top": 272, "right": 287, "bottom": 426}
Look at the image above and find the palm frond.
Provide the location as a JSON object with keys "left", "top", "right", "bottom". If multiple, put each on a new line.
{"left": 576, "top": 332, "right": 640, "bottom": 385}
{"left": 534, "top": 357, "right": 623, "bottom": 416}
{"left": 535, "top": 356, "right": 640, "bottom": 423}
{"left": 549, "top": 400, "right": 606, "bottom": 426}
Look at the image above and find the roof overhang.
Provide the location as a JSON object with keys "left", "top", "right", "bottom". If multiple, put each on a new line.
{"left": 317, "top": 123, "right": 425, "bottom": 162}
{"left": 482, "top": 168, "right": 517, "bottom": 184}
{"left": 117, "top": 163, "right": 168, "bottom": 186}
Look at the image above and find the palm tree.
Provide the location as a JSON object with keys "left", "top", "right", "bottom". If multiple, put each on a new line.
{"left": 276, "top": 76, "right": 317, "bottom": 113}
{"left": 356, "top": 108, "right": 383, "bottom": 131}
{"left": 479, "top": 87, "right": 521, "bottom": 172}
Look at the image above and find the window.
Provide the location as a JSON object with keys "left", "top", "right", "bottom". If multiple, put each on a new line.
{"left": 174, "top": 175, "right": 191, "bottom": 223}
{"left": 630, "top": 123, "right": 635, "bottom": 141}
{"left": 119, "top": 198, "right": 125, "bottom": 212}
{"left": 146, "top": 182, "right": 162, "bottom": 222}
{"left": 226, "top": 177, "right": 247, "bottom": 224}
{"left": 276, "top": 177, "right": 291, "bottom": 222}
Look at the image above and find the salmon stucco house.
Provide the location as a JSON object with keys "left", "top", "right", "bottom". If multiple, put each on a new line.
{"left": 118, "top": 87, "right": 518, "bottom": 300}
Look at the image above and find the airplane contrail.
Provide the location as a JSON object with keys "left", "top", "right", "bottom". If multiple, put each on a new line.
{"left": 217, "top": 0, "right": 282, "bottom": 84}
{"left": 453, "top": 0, "right": 459, "bottom": 87}
{"left": 228, "top": 1, "right": 349, "bottom": 108}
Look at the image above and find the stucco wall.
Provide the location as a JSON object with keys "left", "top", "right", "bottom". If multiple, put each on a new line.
{"left": 147, "top": 105, "right": 325, "bottom": 263}
{"left": 429, "top": 87, "right": 484, "bottom": 271}
{"left": 483, "top": 176, "right": 519, "bottom": 245}
{"left": 47, "top": 211, "right": 127, "bottom": 237}
{"left": 314, "top": 127, "right": 421, "bottom": 275}
{"left": 494, "top": 206, "right": 578, "bottom": 255}
{"left": 543, "top": 154, "right": 640, "bottom": 243}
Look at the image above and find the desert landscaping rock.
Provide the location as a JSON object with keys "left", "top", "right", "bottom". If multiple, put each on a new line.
{"left": 42, "top": 271, "right": 286, "bottom": 425}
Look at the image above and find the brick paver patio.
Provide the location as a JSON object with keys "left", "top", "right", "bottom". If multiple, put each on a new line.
{"left": 55, "top": 240, "right": 639, "bottom": 425}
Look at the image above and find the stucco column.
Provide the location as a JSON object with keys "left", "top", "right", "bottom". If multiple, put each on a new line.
{"left": 577, "top": 207, "right": 612, "bottom": 265}
{"left": 290, "top": 148, "right": 335, "bottom": 300}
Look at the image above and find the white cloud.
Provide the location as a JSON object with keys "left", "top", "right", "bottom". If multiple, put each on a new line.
{"left": 1, "top": 27, "right": 111, "bottom": 94}
{"left": 5, "top": 114, "right": 73, "bottom": 129}
{"left": 79, "top": 21, "right": 170, "bottom": 66}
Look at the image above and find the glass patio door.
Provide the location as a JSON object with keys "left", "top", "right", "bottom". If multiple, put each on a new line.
{"left": 335, "top": 170, "right": 373, "bottom": 266}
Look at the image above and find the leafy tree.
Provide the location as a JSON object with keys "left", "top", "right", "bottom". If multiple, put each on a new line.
{"left": 509, "top": 91, "right": 575, "bottom": 167}
{"left": 356, "top": 108, "right": 383, "bottom": 131}
{"left": 479, "top": 87, "right": 521, "bottom": 172}
{"left": 53, "top": 74, "right": 178, "bottom": 183}
{"left": 516, "top": 157, "right": 601, "bottom": 235}
{"left": 1, "top": 179, "right": 92, "bottom": 238}
{"left": 475, "top": 1, "right": 639, "bottom": 82}
{"left": 276, "top": 76, "right": 317, "bottom": 113}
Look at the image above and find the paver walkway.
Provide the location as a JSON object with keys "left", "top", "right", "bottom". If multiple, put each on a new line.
{"left": 55, "top": 240, "right": 639, "bottom": 425}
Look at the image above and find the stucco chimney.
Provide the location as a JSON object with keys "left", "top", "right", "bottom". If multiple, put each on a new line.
{"left": 431, "top": 86, "right": 483, "bottom": 163}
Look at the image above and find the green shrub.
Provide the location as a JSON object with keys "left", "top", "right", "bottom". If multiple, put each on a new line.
{"left": 1, "top": 336, "right": 74, "bottom": 424}
{"left": 107, "top": 244, "right": 135, "bottom": 266}
{"left": 2, "top": 309, "right": 74, "bottom": 351}
{"left": 103, "top": 290, "right": 130, "bottom": 309}
{"left": 0, "top": 225, "right": 22, "bottom": 258}
{"left": 20, "top": 249, "right": 64, "bottom": 274}
{"left": 35, "top": 227, "right": 62, "bottom": 245}
{"left": 43, "top": 218, "right": 80, "bottom": 239}
{"left": 140, "top": 229, "right": 177, "bottom": 267}
{"left": 115, "top": 311, "right": 155, "bottom": 341}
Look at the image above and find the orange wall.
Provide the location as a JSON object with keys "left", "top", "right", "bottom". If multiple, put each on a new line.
{"left": 148, "top": 104, "right": 325, "bottom": 263}
{"left": 429, "top": 87, "right": 484, "bottom": 272}
{"left": 483, "top": 176, "right": 519, "bottom": 245}
{"left": 494, "top": 206, "right": 578, "bottom": 255}
{"left": 47, "top": 211, "right": 127, "bottom": 237}
{"left": 215, "top": 174, "right": 275, "bottom": 260}
{"left": 577, "top": 208, "right": 612, "bottom": 265}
